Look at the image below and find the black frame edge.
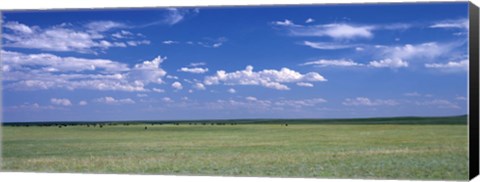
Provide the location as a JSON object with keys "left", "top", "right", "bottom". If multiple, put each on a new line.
{"left": 470, "top": 1, "right": 480, "bottom": 180}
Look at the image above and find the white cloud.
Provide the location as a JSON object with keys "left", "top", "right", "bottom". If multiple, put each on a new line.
{"left": 95, "top": 96, "right": 135, "bottom": 105}
{"left": 112, "top": 30, "right": 133, "bottom": 39}
{"left": 162, "top": 97, "right": 173, "bottom": 102}
{"left": 162, "top": 40, "right": 179, "bottom": 44}
{"left": 50, "top": 98, "right": 72, "bottom": 106}
{"left": 2, "top": 50, "right": 129, "bottom": 73}
{"left": 228, "top": 88, "right": 236, "bottom": 93}
{"left": 208, "top": 97, "right": 327, "bottom": 111}
{"left": 162, "top": 8, "right": 199, "bottom": 25}
{"left": 2, "top": 50, "right": 168, "bottom": 92}
{"left": 364, "top": 41, "right": 464, "bottom": 69}
{"left": 415, "top": 99, "right": 460, "bottom": 109}
{"left": 425, "top": 60, "right": 468, "bottom": 72}
{"left": 193, "top": 82, "right": 206, "bottom": 90}
{"left": 3, "top": 21, "right": 34, "bottom": 34}
{"left": 381, "top": 42, "right": 447, "bottom": 60}
{"left": 178, "top": 67, "right": 209, "bottom": 74}
{"left": 78, "top": 100, "right": 88, "bottom": 106}
{"left": 273, "top": 19, "right": 297, "bottom": 26}
{"left": 126, "top": 40, "right": 151, "bottom": 46}
{"left": 275, "top": 98, "right": 327, "bottom": 107}
{"left": 164, "top": 8, "right": 186, "bottom": 25}
{"left": 189, "top": 62, "right": 206, "bottom": 67}
{"left": 84, "top": 21, "right": 126, "bottom": 32}
{"left": 305, "top": 18, "right": 315, "bottom": 23}
{"left": 137, "top": 94, "right": 148, "bottom": 97}
{"left": 343, "top": 97, "right": 398, "bottom": 106}
{"left": 302, "top": 41, "right": 358, "bottom": 50}
{"left": 368, "top": 58, "right": 408, "bottom": 68}
{"left": 2, "top": 21, "right": 148, "bottom": 53}
{"left": 5, "top": 103, "right": 56, "bottom": 111}
{"left": 204, "top": 65, "right": 326, "bottom": 90}
{"left": 456, "top": 96, "right": 467, "bottom": 101}
{"left": 130, "top": 56, "right": 167, "bottom": 85}
{"left": 172, "top": 81, "right": 183, "bottom": 90}
{"left": 297, "top": 82, "right": 314, "bottom": 87}
{"left": 301, "top": 59, "right": 363, "bottom": 67}
{"left": 246, "top": 96, "right": 258, "bottom": 101}
{"left": 430, "top": 19, "right": 468, "bottom": 29}
{"left": 152, "top": 88, "right": 165, "bottom": 93}
{"left": 196, "top": 37, "right": 228, "bottom": 48}
{"left": 273, "top": 21, "right": 374, "bottom": 39}
{"left": 166, "top": 75, "right": 179, "bottom": 80}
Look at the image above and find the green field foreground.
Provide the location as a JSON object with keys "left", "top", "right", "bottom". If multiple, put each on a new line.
{"left": 1, "top": 124, "right": 468, "bottom": 180}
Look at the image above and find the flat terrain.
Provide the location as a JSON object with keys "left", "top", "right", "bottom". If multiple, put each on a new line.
{"left": 1, "top": 121, "right": 468, "bottom": 180}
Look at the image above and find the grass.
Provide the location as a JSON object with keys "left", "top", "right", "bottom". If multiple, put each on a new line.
{"left": 1, "top": 122, "right": 468, "bottom": 180}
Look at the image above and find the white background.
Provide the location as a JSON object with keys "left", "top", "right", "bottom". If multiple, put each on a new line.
{"left": 0, "top": 0, "right": 478, "bottom": 182}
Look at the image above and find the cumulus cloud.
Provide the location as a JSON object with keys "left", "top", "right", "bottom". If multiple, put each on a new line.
{"left": 363, "top": 41, "right": 464, "bottom": 69}
{"left": 112, "top": 30, "right": 133, "bottom": 39}
{"left": 343, "top": 97, "right": 398, "bottom": 106}
{"left": 2, "top": 50, "right": 167, "bottom": 92}
{"left": 301, "top": 59, "right": 363, "bottom": 67}
{"left": 95, "top": 96, "right": 135, "bottom": 104}
{"left": 246, "top": 96, "right": 258, "bottom": 101}
{"left": 172, "top": 81, "right": 183, "bottom": 90}
{"left": 296, "top": 82, "right": 314, "bottom": 87}
{"left": 228, "top": 88, "right": 236, "bottom": 93}
{"left": 78, "top": 100, "right": 88, "bottom": 106}
{"left": 162, "top": 40, "right": 179, "bottom": 44}
{"left": 379, "top": 42, "right": 447, "bottom": 61}
{"left": 368, "top": 58, "right": 408, "bottom": 68}
{"left": 162, "top": 97, "right": 173, "bottom": 102}
{"left": 152, "top": 88, "right": 165, "bottom": 93}
{"left": 305, "top": 18, "right": 315, "bottom": 23}
{"left": 273, "top": 20, "right": 374, "bottom": 39}
{"left": 2, "top": 50, "right": 129, "bottom": 73}
{"left": 130, "top": 56, "right": 167, "bottom": 85}
{"left": 178, "top": 67, "right": 209, "bottom": 74}
{"left": 275, "top": 98, "right": 327, "bottom": 108}
{"left": 50, "top": 98, "right": 72, "bottom": 106}
{"left": 204, "top": 65, "right": 327, "bottom": 90}
{"left": 425, "top": 60, "right": 468, "bottom": 72}
{"left": 2, "top": 21, "right": 148, "bottom": 53}
{"left": 193, "top": 82, "right": 206, "bottom": 90}
{"left": 208, "top": 97, "right": 326, "bottom": 111}
{"left": 126, "top": 40, "right": 151, "bottom": 46}
{"left": 5, "top": 103, "right": 56, "bottom": 111}
{"left": 273, "top": 19, "right": 297, "bottom": 26}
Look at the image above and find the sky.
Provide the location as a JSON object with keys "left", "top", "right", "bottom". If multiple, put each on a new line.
{"left": 1, "top": 2, "right": 470, "bottom": 122}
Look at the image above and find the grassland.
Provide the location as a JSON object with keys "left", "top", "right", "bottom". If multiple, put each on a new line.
{"left": 1, "top": 116, "right": 469, "bottom": 180}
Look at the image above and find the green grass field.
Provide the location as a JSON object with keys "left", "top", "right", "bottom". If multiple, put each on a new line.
{"left": 1, "top": 119, "right": 468, "bottom": 180}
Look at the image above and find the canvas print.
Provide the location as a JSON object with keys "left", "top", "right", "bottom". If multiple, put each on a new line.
{"left": 0, "top": 2, "right": 471, "bottom": 180}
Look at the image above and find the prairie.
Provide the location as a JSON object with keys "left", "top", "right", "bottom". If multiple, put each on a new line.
{"left": 1, "top": 116, "right": 468, "bottom": 180}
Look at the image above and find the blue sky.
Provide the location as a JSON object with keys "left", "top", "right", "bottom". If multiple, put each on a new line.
{"left": 1, "top": 2, "right": 470, "bottom": 122}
